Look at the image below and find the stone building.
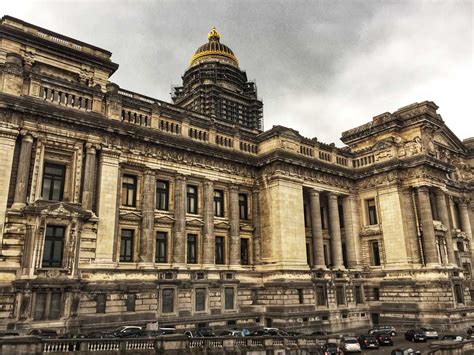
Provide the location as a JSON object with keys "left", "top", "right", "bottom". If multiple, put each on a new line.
{"left": 0, "top": 15, "right": 473, "bottom": 334}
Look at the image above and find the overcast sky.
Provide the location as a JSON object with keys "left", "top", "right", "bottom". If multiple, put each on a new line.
{"left": 3, "top": 0, "right": 473, "bottom": 145}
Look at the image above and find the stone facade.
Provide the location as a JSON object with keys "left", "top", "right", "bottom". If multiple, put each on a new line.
{"left": 0, "top": 15, "right": 473, "bottom": 334}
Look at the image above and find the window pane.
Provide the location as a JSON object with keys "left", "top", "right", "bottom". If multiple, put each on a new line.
{"left": 34, "top": 293, "right": 47, "bottom": 320}
{"left": 187, "top": 235, "right": 197, "bottom": 264}
{"left": 42, "top": 163, "right": 65, "bottom": 201}
{"left": 96, "top": 294, "right": 106, "bottom": 313}
{"left": 241, "top": 238, "right": 249, "bottom": 265}
{"left": 49, "top": 292, "right": 62, "bottom": 319}
{"left": 156, "top": 180, "right": 169, "bottom": 210}
{"left": 120, "top": 230, "right": 133, "bottom": 262}
{"left": 239, "top": 194, "right": 248, "bottom": 220}
{"left": 126, "top": 294, "right": 136, "bottom": 312}
{"left": 42, "top": 226, "right": 65, "bottom": 268}
{"left": 224, "top": 287, "right": 234, "bottom": 310}
{"left": 162, "top": 289, "right": 174, "bottom": 313}
{"left": 195, "top": 288, "right": 206, "bottom": 312}
{"left": 215, "top": 237, "right": 224, "bottom": 264}
{"left": 156, "top": 232, "right": 167, "bottom": 263}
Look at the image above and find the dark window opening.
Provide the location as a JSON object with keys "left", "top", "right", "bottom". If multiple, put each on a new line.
{"left": 298, "top": 289, "right": 304, "bottom": 304}
{"left": 126, "top": 294, "right": 136, "bottom": 312}
{"left": 162, "top": 289, "right": 174, "bottom": 313}
{"left": 336, "top": 286, "right": 346, "bottom": 305}
{"left": 156, "top": 180, "right": 169, "bottom": 210}
{"left": 215, "top": 236, "right": 225, "bottom": 264}
{"left": 155, "top": 232, "right": 167, "bottom": 263}
{"left": 370, "top": 241, "right": 381, "bottom": 266}
{"left": 187, "top": 185, "right": 198, "bottom": 214}
{"left": 42, "top": 225, "right": 65, "bottom": 268}
{"left": 96, "top": 294, "right": 106, "bottom": 313}
{"left": 42, "top": 162, "right": 65, "bottom": 201}
{"left": 241, "top": 238, "right": 249, "bottom": 265}
{"left": 316, "top": 285, "right": 327, "bottom": 306}
{"left": 224, "top": 287, "right": 235, "bottom": 310}
{"left": 187, "top": 234, "right": 197, "bottom": 264}
{"left": 355, "top": 286, "right": 364, "bottom": 304}
{"left": 121, "top": 175, "right": 137, "bottom": 207}
{"left": 214, "top": 190, "right": 224, "bottom": 217}
{"left": 238, "top": 193, "right": 248, "bottom": 220}
{"left": 367, "top": 199, "right": 378, "bottom": 225}
{"left": 120, "top": 229, "right": 134, "bottom": 262}
{"left": 195, "top": 288, "right": 206, "bottom": 312}
{"left": 373, "top": 287, "right": 380, "bottom": 301}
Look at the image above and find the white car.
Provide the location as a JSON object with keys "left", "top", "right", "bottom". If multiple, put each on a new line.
{"left": 420, "top": 327, "right": 438, "bottom": 339}
{"left": 340, "top": 336, "right": 361, "bottom": 353}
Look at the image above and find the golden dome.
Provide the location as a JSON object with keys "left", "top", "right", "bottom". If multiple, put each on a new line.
{"left": 190, "top": 27, "right": 239, "bottom": 67}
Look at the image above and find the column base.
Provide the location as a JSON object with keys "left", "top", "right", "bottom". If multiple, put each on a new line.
{"left": 331, "top": 265, "right": 346, "bottom": 271}
{"left": 425, "top": 262, "right": 442, "bottom": 268}
{"left": 11, "top": 202, "right": 26, "bottom": 210}
{"left": 312, "top": 265, "right": 328, "bottom": 270}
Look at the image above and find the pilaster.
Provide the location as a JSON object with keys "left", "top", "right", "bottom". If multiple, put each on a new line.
{"left": 12, "top": 132, "right": 34, "bottom": 210}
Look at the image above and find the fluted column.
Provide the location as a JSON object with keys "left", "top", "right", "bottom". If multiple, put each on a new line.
{"left": 172, "top": 175, "right": 186, "bottom": 264}
{"left": 252, "top": 190, "right": 261, "bottom": 264}
{"left": 202, "top": 181, "right": 215, "bottom": 265}
{"left": 342, "top": 194, "right": 360, "bottom": 269}
{"left": 139, "top": 169, "right": 155, "bottom": 264}
{"left": 435, "top": 190, "right": 456, "bottom": 266}
{"left": 229, "top": 185, "right": 240, "bottom": 265}
{"left": 459, "top": 199, "right": 473, "bottom": 272}
{"left": 328, "top": 193, "right": 344, "bottom": 269}
{"left": 12, "top": 133, "right": 34, "bottom": 209}
{"left": 81, "top": 144, "right": 97, "bottom": 211}
{"left": 417, "top": 186, "right": 439, "bottom": 267}
{"left": 309, "top": 189, "right": 325, "bottom": 269}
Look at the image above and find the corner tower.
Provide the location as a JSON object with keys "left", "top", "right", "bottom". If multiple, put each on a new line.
{"left": 173, "top": 28, "right": 263, "bottom": 130}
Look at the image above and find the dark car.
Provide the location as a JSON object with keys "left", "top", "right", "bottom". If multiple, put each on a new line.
{"left": 442, "top": 334, "right": 463, "bottom": 342}
{"left": 312, "top": 330, "right": 329, "bottom": 336}
{"left": 122, "top": 329, "right": 166, "bottom": 338}
{"left": 29, "top": 329, "right": 58, "bottom": 338}
{"left": 369, "top": 325, "right": 397, "bottom": 337}
{"left": 404, "top": 329, "right": 427, "bottom": 342}
{"left": 375, "top": 332, "right": 393, "bottom": 346}
{"left": 184, "top": 330, "right": 204, "bottom": 338}
{"left": 322, "top": 341, "right": 341, "bottom": 355}
{"left": 196, "top": 328, "right": 215, "bottom": 337}
{"left": 358, "top": 334, "right": 379, "bottom": 349}
{"left": 86, "top": 331, "right": 116, "bottom": 339}
{"left": 112, "top": 326, "right": 142, "bottom": 338}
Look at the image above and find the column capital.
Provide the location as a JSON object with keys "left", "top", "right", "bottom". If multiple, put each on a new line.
{"left": 229, "top": 185, "right": 239, "bottom": 192}
{"left": 143, "top": 168, "right": 156, "bottom": 177}
{"left": 203, "top": 180, "right": 214, "bottom": 188}
{"left": 174, "top": 174, "right": 187, "bottom": 182}
{"left": 416, "top": 185, "right": 431, "bottom": 193}
{"left": 309, "top": 188, "right": 321, "bottom": 197}
{"left": 19, "top": 130, "right": 34, "bottom": 143}
{"left": 327, "top": 192, "right": 339, "bottom": 200}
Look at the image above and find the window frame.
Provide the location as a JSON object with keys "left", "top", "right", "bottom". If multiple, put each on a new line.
{"left": 187, "top": 234, "right": 197, "bottom": 264}
{"left": 366, "top": 198, "right": 378, "bottom": 225}
{"left": 42, "top": 225, "right": 66, "bottom": 268}
{"left": 155, "top": 231, "right": 168, "bottom": 263}
{"left": 315, "top": 285, "right": 327, "bottom": 307}
{"left": 194, "top": 288, "right": 207, "bottom": 313}
{"left": 187, "top": 185, "right": 198, "bottom": 214}
{"left": 224, "top": 287, "right": 236, "bottom": 311}
{"left": 41, "top": 162, "right": 66, "bottom": 201}
{"left": 32, "top": 291, "right": 63, "bottom": 321}
{"left": 161, "top": 288, "right": 175, "bottom": 314}
{"left": 121, "top": 175, "right": 137, "bottom": 207}
{"left": 214, "top": 189, "right": 224, "bottom": 217}
{"left": 238, "top": 193, "right": 249, "bottom": 220}
{"left": 120, "top": 229, "right": 134, "bottom": 262}
{"left": 336, "top": 285, "right": 346, "bottom": 306}
{"left": 370, "top": 240, "right": 381, "bottom": 266}
{"left": 96, "top": 294, "right": 106, "bottom": 314}
{"left": 215, "top": 236, "right": 225, "bottom": 265}
{"left": 240, "top": 238, "right": 249, "bottom": 265}
{"left": 156, "top": 180, "right": 170, "bottom": 211}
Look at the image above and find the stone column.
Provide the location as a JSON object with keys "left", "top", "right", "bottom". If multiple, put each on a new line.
{"left": 172, "top": 175, "right": 186, "bottom": 264}
{"left": 459, "top": 199, "right": 473, "bottom": 270}
{"left": 202, "top": 180, "right": 215, "bottom": 265}
{"left": 229, "top": 185, "right": 240, "bottom": 266}
{"left": 139, "top": 169, "right": 155, "bottom": 264}
{"left": 252, "top": 190, "right": 261, "bottom": 264}
{"left": 81, "top": 144, "right": 97, "bottom": 211}
{"left": 95, "top": 148, "right": 120, "bottom": 263}
{"left": 309, "top": 189, "right": 326, "bottom": 269}
{"left": 342, "top": 194, "right": 361, "bottom": 269}
{"left": 328, "top": 193, "right": 344, "bottom": 269}
{"left": 435, "top": 190, "right": 456, "bottom": 266}
{"left": 12, "top": 133, "right": 34, "bottom": 209}
{"left": 417, "top": 186, "right": 439, "bottom": 267}
{"left": 401, "top": 188, "right": 421, "bottom": 265}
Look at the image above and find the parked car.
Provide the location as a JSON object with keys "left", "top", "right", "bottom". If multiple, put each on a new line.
{"left": 249, "top": 328, "right": 288, "bottom": 337}
{"left": 369, "top": 325, "right": 397, "bottom": 336}
{"left": 29, "top": 329, "right": 58, "bottom": 338}
{"left": 196, "top": 328, "right": 215, "bottom": 337}
{"left": 391, "top": 349, "right": 421, "bottom": 355}
{"left": 404, "top": 329, "right": 427, "bottom": 342}
{"left": 419, "top": 327, "right": 439, "bottom": 339}
{"left": 184, "top": 330, "right": 203, "bottom": 338}
{"left": 442, "top": 334, "right": 464, "bottom": 342}
{"left": 311, "top": 330, "right": 329, "bottom": 336}
{"left": 158, "top": 327, "right": 177, "bottom": 335}
{"left": 358, "top": 334, "right": 379, "bottom": 349}
{"left": 216, "top": 329, "right": 244, "bottom": 337}
{"left": 286, "top": 330, "right": 303, "bottom": 336}
{"left": 86, "top": 331, "right": 116, "bottom": 339}
{"left": 375, "top": 332, "right": 393, "bottom": 346}
{"left": 122, "top": 329, "right": 166, "bottom": 338}
{"left": 340, "top": 336, "right": 361, "bottom": 353}
{"left": 0, "top": 330, "right": 20, "bottom": 337}
{"left": 322, "top": 339, "right": 341, "bottom": 355}
{"left": 112, "top": 326, "right": 142, "bottom": 338}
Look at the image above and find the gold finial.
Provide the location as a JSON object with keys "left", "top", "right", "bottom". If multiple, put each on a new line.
{"left": 208, "top": 27, "right": 220, "bottom": 41}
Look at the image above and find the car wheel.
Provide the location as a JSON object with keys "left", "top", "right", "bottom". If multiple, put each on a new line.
{"left": 391, "top": 331, "right": 395, "bottom": 336}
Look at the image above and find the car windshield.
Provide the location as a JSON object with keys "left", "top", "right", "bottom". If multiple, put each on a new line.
{"left": 345, "top": 339, "right": 358, "bottom": 344}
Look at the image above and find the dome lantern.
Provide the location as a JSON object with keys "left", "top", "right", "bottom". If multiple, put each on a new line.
{"left": 190, "top": 27, "right": 239, "bottom": 67}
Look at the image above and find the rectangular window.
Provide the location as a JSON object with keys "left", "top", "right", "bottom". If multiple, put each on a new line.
{"left": 214, "top": 190, "right": 224, "bottom": 217}
{"left": 126, "top": 294, "right": 136, "bottom": 312}
{"left": 49, "top": 292, "right": 62, "bottom": 320}
{"left": 355, "top": 286, "right": 364, "bottom": 304}
{"left": 155, "top": 232, "right": 167, "bottom": 263}
{"left": 370, "top": 241, "right": 381, "bottom": 266}
{"left": 241, "top": 238, "right": 249, "bottom": 265}
{"left": 162, "top": 289, "right": 174, "bottom": 313}
{"left": 42, "top": 225, "right": 65, "bottom": 268}
{"left": 239, "top": 193, "right": 248, "bottom": 220}
{"left": 315, "top": 285, "right": 327, "bottom": 306}
{"left": 156, "top": 180, "right": 169, "bottom": 210}
{"left": 96, "top": 294, "right": 106, "bottom": 313}
{"left": 454, "top": 284, "right": 464, "bottom": 304}
{"left": 34, "top": 293, "right": 47, "bottom": 320}
{"left": 338, "top": 204, "right": 345, "bottom": 228}
{"left": 336, "top": 286, "right": 346, "bottom": 305}
{"left": 42, "top": 162, "right": 66, "bottom": 201}
{"left": 367, "top": 199, "right": 378, "bottom": 225}
{"left": 121, "top": 175, "right": 137, "bottom": 207}
{"left": 373, "top": 287, "right": 380, "bottom": 301}
{"left": 187, "top": 234, "right": 197, "bottom": 264}
{"left": 195, "top": 288, "right": 206, "bottom": 312}
{"left": 120, "top": 229, "right": 134, "bottom": 262}
{"left": 215, "top": 236, "right": 225, "bottom": 265}
{"left": 224, "top": 287, "right": 235, "bottom": 310}
{"left": 298, "top": 289, "right": 304, "bottom": 304}
{"left": 252, "top": 289, "right": 258, "bottom": 305}
{"left": 187, "top": 185, "right": 198, "bottom": 214}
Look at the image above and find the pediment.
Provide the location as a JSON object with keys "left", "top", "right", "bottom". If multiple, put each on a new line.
{"left": 27, "top": 201, "right": 92, "bottom": 220}
{"left": 215, "top": 220, "right": 230, "bottom": 230}
{"left": 186, "top": 217, "right": 204, "bottom": 227}
{"left": 431, "top": 127, "right": 466, "bottom": 153}
{"left": 155, "top": 214, "right": 175, "bottom": 224}
{"left": 240, "top": 223, "right": 254, "bottom": 232}
{"left": 119, "top": 210, "right": 142, "bottom": 221}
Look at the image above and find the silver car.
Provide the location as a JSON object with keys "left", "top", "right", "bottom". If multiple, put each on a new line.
{"left": 420, "top": 327, "right": 438, "bottom": 339}
{"left": 340, "top": 336, "right": 361, "bottom": 353}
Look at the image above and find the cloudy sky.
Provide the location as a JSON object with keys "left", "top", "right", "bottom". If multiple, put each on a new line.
{"left": 3, "top": 0, "right": 473, "bottom": 144}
